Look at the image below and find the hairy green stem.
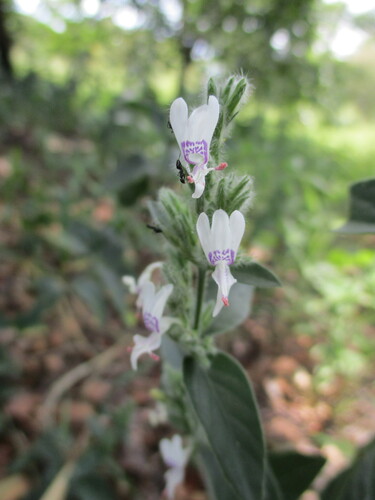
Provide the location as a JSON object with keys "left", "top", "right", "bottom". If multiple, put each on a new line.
{"left": 193, "top": 268, "right": 206, "bottom": 331}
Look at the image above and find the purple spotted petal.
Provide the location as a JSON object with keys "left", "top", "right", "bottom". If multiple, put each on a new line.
{"left": 143, "top": 312, "right": 160, "bottom": 333}
{"left": 208, "top": 248, "right": 235, "bottom": 266}
{"left": 181, "top": 140, "right": 208, "bottom": 165}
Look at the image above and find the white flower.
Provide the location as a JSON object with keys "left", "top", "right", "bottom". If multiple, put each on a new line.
{"left": 122, "top": 261, "right": 163, "bottom": 308}
{"left": 169, "top": 96, "right": 221, "bottom": 198}
{"left": 129, "top": 281, "right": 174, "bottom": 370}
{"left": 196, "top": 209, "right": 245, "bottom": 317}
{"left": 159, "top": 435, "right": 190, "bottom": 500}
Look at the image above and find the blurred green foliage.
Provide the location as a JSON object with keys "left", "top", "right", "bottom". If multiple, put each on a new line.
{"left": 0, "top": 0, "right": 375, "bottom": 497}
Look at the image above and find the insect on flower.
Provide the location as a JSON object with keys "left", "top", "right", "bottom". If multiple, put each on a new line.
{"left": 196, "top": 209, "right": 245, "bottom": 317}
{"left": 176, "top": 159, "right": 185, "bottom": 184}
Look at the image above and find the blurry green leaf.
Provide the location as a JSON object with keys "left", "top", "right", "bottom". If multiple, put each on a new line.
{"left": 232, "top": 260, "right": 282, "bottom": 288}
{"left": 269, "top": 451, "right": 326, "bottom": 500}
{"left": 204, "top": 283, "right": 254, "bottom": 336}
{"left": 94, "top": 262, "right": 125, "bottom": 318}
{"left": 321, "top": 437, "right": 375, "bottom": 500}
{"left": 184, "top": 352, "right": 265, "bottom": 500}
{"left": 43, "top": 230, "right": 87, "bottom": 257}
{"left": 67, "top": 221, "right": 125, "bottom": 273}
{"left": 71, "top": 276, "right": 107, "bottom": 323}
{"left": 160, "top": 335, "right": 184, "bottom": 370}
{"left": 118, "top": 175, "right": 150, "bottom": 206}
{"left": 71, "top": 476, "right": 118, "bottom": 500}
{"left": 12, "top": 277, "right": 65, "bottom": 329}
{"left": 264, "top": 465, "right": 284, "bottom": 500}
{"left": 105, "top": 154, "right": 151, "bottom": 207}
{"left": 336, "top": 178, "right": 375, "bottom": 234}
{"left": 40, "top": 462, "right": 75, "bottom": 500}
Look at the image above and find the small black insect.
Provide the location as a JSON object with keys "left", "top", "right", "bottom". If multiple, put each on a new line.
{"left": 167, "top": 120, "right": 173, "bottom": 133}
{"left": 176, "top": 159, "right": 185, "bottom": 184}
{"left": 146, "top": 224, "right": 163, "bottom": 233}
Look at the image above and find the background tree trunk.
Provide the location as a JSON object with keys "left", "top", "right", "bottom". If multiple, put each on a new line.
{"left": 0, "top": 0, "right": 13, "bottom": 77}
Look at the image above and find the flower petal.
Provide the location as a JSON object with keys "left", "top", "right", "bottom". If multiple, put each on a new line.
{"left": 170, "top": 97, "right": 188, "bottom": 153}
{"left": 187, "top": 95, "right": 219, "bottom": 147}
{"left": 122, "top": 275, "right": 137, "bottom": 294}
{"left": 160, "top": 435, "right": 189, "bottom": 468}
{"left": 229, "top": 210, "right": 246, "bottom": 255}
{"left": 159, "top": 316, "right": 177, "bottom": 335}
{"left": 164, "top": 467, "right": 184, "bottom": 500}
{"left": 130, "top": 332, "right": 162, "bottom": 370}
{"left": 191, "top": 167, "right": 207, "bottom": 198}
{"left": 211, "top": 209, "right": 231, "bottom": 252}
{"left": 138, "top": 261, "right": 163, "bottom": 289}
{"left": 151, "top": 283, "right": 173, "bottom": 320}
{"left": 212, "top": 262, "right": 237, "bottom": 317}
{"left": 196, "top": 212, "right": 212, "bottom": 260}
{"left": 141, "top": 281, "right": 156, "bottom": 314}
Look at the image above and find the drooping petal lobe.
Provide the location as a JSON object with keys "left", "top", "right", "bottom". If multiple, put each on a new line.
{"left": 130, "top": 332, "right": 162, "bottom": 370}
{"left": 212, "top": 262, "right": 237, "bottom": 317}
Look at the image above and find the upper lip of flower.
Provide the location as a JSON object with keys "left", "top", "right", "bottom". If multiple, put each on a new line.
{"left": 169, "top": 95, "right": 220, "bottom": 167}
{"left": 196, "top": 209, "right": 245, "bottom": 264}
{"left": 196, "top": 209, "right": 245, "bottom": 316}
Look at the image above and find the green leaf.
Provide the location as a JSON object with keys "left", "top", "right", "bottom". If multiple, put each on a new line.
{"left": 204, "top": 283, "right": 254, "bottom": 336}
{"left": 264, "top": 465, "right": 284, "bottom": 500}
{"left": 336, "top": 178, "right": 375, "bottom": 234}
{"left": 321, "top": 437, "right": 375, "bottom": 500}
{"left": 94, "top": 262, "right": 125, "bottom": 319}
{"left": 199, "top": 444, "right": 238, "bottom": 500}
{"left": 184, "top": 352, "right": 265, "bottom": 500}
{"left": 71, "top": 275, "right": 107, "bottom": 323}
{"left": 160, "top": 335, "right": 184, "bottom": 371}
{"left": 231, "top": 260, "right": 282, "bottom": 288}
{"left": 270, "top": 451, "right": 326, "bottom": 500}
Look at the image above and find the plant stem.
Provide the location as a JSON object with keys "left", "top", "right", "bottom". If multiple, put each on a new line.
{"left": 194, "top": 267, "right": 206, "bottom": 331}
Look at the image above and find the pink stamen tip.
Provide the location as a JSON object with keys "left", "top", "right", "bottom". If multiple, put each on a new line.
{"left": 215, "top": 162, "right": 228, "bottom": 171}
{"left": 149, "top": 353, "right": 160, "bottom": 361}
{"left": 127, "top": 346, "right": 133, "bottom": 353}
{"left": 187, "top": 175, "right": 194, "bottom": 183}
{"left": 222, "top": 297, "right": 229, "bottom": 306}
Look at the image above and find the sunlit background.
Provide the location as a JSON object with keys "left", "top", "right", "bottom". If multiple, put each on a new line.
{"left": 0, "top": 0, "right": 374, "bottom": 498}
